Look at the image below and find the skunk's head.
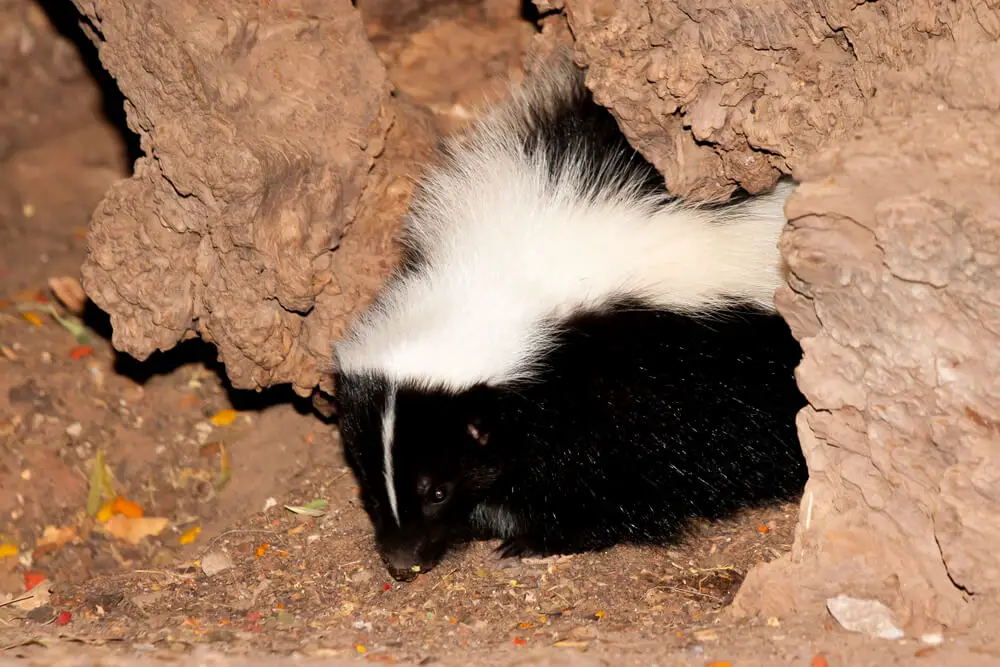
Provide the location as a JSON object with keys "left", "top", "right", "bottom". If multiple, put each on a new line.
{"left": 334, "top": 370, "right": 502, "bottom": 581}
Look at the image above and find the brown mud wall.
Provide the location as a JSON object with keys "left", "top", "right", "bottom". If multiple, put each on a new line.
{"left": 72, "top": 0, "right": 1000, "bottom": 632}
{"left": 72, "top": 0, "right": 438, "bottom": 398}
{"left": 552, "top": 0, "right": 1000, "bottom": 632}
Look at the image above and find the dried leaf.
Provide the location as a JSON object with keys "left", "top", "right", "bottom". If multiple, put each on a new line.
{"left": 284, "top": 499, "right": 329, "bottom": 517}
{"left": 36, "top": 525, "right": 77, "bottom": 551}
{"left": 47, "top": 276, "right": 87, "bottom": 313}
{"left": 14, "top": 580, "right": 51, "bottom": 611}
{"left": 179, "top": 525, "right": 201, "bottom": 545}
{"left": 199, "top": 443, "right": 222, "bottom": 457}
{"left": 0, "top": 543, "right": 18, "bottom": 558}
{"left": 50, "top": 310, "right": 92, "bottom": 344}
{"left": 18, "top": 302, "right": 91, "bottom": 343}
{"left": 23, "top": 572, "right": 46, "bottom": 591}
{"left": 693, "top": 629, "right": 719, "bottom": 642}
{"left": 210, "top": 409, "right": 238, "bottom": 426}
{"left": 95, "top": 502, "right": 114, "bottom": 522}
{"left": 69, "top": 345, "right": 93, "bottom": 360}
{"left": 103, "top": 516, "right": 169, "bottom": 545}
{"left": 86, "top": 450, "right": 114, "bottom": 516}
{"left": 110, "top": 496, "right": 144, "bottom": 518}
{"left": 215, "top": 443, "right": 231, "bottom": 491}
{"left": 14, "top": 289, "right": 47, "bottom": 303}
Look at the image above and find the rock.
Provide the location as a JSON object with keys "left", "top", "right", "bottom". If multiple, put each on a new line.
{"left": 826, "top": 595, "right": 904, "bottom": 640}
{"left": 201, "top": 551, "right": 235, "bottom": 577}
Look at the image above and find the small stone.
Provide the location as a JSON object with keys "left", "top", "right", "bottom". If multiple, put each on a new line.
{"left": 920, "top": 632, "right": 944, "bottom": 646}
{"left": 201, "top": 550, "right": 235, "bottom": 577}
{"left": 350, "top": 569, "right": 373, "bottom": 584}
{"left": 193, "top": 422, "right": 214, "bottom": 444}
{"left": 66, "top": 422, "right": 83, "bottom": 438}
{"left": 826, "top": 594, "right": 904, "bottom": 640}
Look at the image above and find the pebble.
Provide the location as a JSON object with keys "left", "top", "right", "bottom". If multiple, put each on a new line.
{"left": 201, "top": 550, "right": 235, "bottom": 577}
{"left": 826, "top": 594, "right": 904, "bottom": 640}
{"left": 66, "top": 422, "right": 83, "bottom": 438}
{"left": 351, "top": 569, "right": 373, "bottom": 583}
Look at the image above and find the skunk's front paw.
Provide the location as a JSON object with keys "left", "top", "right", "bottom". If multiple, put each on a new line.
{"left": 496, "top": 537, "right": 540, "bottom": 559}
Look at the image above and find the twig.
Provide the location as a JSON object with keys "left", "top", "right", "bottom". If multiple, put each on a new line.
{"left": 0, "top": 593, "right": 34, "bottom": 609}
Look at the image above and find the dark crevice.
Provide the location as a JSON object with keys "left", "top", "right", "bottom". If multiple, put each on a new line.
{"left": 521, "top": 0, "right": 562, "bottom": 25}
{"left": 932, "top": 529, "right": 974, "bottom": 600}
{"left": 34, "top": 0, "right": 143, "bottom": 168}
{"left": 82, "top": 302, "right": 318, "bottom": 419}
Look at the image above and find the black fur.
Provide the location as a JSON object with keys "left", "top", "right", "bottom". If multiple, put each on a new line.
{"left": 336, "top": 300, "right": 806, "bottom": 579}
{"left": 518, "top": 75, "right": 670, "bottom": 204}
{"left": 334, "top": 57, "right": 806, "bottom": 581}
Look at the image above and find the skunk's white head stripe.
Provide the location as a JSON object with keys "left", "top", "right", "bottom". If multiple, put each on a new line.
{"left": 381, "top": 387, "right": 399, "bottom": 525}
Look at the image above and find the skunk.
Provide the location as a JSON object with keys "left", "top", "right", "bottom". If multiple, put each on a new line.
{"left": 333, "top": 52, "right": 807, "bottom": 582}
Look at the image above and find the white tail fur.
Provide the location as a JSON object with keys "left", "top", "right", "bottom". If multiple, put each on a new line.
{"left": 336, "top": 55, "right": 793, "bottom": 391}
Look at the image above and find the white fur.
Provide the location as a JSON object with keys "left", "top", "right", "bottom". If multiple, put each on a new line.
{"left": 381, "top": 387, "right": 400, "bottom": 525}
{"left": 336, "top": 57, "right": 794, "bottom": 392}
{"left": 470, "top": 503, "right": 520, "bottom": 539}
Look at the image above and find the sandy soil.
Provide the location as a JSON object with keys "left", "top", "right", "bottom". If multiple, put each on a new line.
{"left": 1, "top": 3, "right": 998, "bottom": 666}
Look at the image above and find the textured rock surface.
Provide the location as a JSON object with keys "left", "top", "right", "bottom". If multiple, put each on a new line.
{"left": 554, "top": 0, "right": 1000, "bottom": 200}
{"left": 732, "top": 109, "right": 1000, "bottom": 632}
{"left": 372, "top": 1, "right": 536, "bottom": 135}
{"left": 540, "top": 0, "right": 1000, "bottom": 630}
{"left": 72, "top": 0, "right": 435, "bottom": 396}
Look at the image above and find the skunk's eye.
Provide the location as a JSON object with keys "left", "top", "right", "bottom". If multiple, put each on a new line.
{"left": 431, "top": 483, "right": 451, "bottom": 504}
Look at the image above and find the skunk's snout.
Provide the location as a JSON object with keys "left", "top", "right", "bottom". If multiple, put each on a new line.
{"left": 381, "top": 550, "right": 424, "bottom": 582}
{"left": 378, "top": 535, "right": 448, "bottom": 582}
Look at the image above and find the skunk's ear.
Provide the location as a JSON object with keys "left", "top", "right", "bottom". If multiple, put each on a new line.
{"left": 467, "top": 420, "right": 490, "bottom": 446}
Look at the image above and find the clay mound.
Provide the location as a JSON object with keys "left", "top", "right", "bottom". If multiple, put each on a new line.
{"left": 548, "top": 0, "right": 1000, "bottom": 631}
{"left": 75, "top": 0, "right": 435, "bottom": 397}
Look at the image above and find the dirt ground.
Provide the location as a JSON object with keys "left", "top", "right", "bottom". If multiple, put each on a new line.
{"left": 1, "top": 3, "right": 999, "bottom": 666}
